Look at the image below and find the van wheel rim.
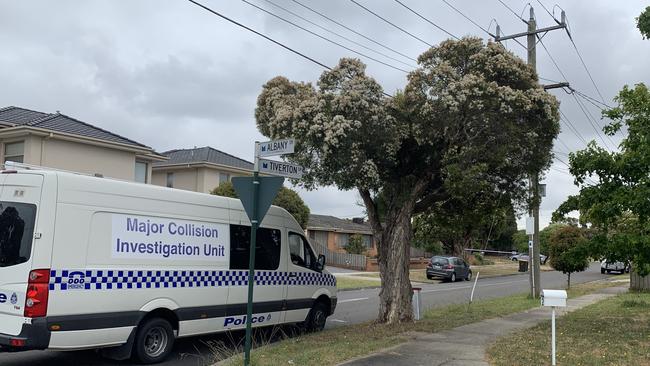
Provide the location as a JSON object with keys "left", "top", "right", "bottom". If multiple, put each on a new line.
{"left": 314, "top": 309, "right": 326, "bottom": 329}
{"left": 144, "top": 326, "right": 168, "bottom": 358}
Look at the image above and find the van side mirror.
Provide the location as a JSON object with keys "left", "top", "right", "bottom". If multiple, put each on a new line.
{"left": 316, "top": 254, "right": 326, "bottom": 271}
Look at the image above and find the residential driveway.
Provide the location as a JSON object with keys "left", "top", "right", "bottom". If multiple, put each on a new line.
{"left": 0, "top": 262, "right": 611, "bottom": 366}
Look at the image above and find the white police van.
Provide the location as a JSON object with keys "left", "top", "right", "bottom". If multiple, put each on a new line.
{"left": 0, "top": 166, "right": 336, "bottom": 363}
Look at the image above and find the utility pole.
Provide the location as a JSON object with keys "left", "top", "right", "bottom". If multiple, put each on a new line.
{"left": 495, "top": 7, "right": 567, "bottom": 298}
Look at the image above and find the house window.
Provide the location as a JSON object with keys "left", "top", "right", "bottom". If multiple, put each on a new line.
{"left": 166, "top": 172, "right": 174, "bottom": 188}
{"left": 363, "top": 235, "right": 373, "bottom": 248}
{"left": 335, "top": 233, "right": 350, "bottom": 248}
{"left": 4, "top": 141, "right": 24, "bottom": 163}
{"left": 134, "top": 161, "right": 148, "bottom": 183}
{"left": 219, "top": 172, "right": 230, "bottom": 184}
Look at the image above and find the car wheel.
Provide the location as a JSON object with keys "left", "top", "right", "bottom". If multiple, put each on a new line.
{"left": 601, "top": 268, "right": 605, "bottom": 274}
{"left": 426, "top": 275, "right": 433, "bottom": 280}
{"left": 305, "top": 301, "right": 328, "bottom": 332}
{"left": 450, "top": 273, "right": 456, "bottom": 282}
{"left": 133, "top": 317, "right": 175, "bottom": 364}
{"left": 465, "top": 271, "right": 472, "bottom": 281}
{"left": 606, "top": 270, "right": 611, "bottom": 274}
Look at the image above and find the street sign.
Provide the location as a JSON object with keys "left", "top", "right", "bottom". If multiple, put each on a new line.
{"left": 526, "top": 217, "right": 534, "bottom": 235}
{"left": 258, "top": 138, "right": 295, "bottom": 157}
{"left": 241, "top": 140, "right": 301, "bottom": 366}
{"left": 232, "top": 176, "right": 284, "bottom": 223}
{"left": 258, "top": 158, "right": 303, "bottom": 179}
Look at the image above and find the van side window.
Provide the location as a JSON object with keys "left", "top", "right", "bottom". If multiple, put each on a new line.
{"left": 229, "top": 224, "right": 281, "bottom": 270}
{"left": 289, "top": 232, "right": 318, "bottom": 271}
{"left": 0, "top": 202, "right": 36, "bottom": 267}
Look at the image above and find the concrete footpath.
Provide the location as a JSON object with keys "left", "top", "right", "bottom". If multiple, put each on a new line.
{"left": 339, "top": 286, "right": 628, "bottom": 366}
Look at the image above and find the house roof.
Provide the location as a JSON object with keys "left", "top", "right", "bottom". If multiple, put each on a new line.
{"left": 154, "top": 146, "right": 254, "bottom": 171}
{"left": 307, "top": 214, "right": 372, "bottom": 234}
{"left": 0, "top": 106, "right": 151, "bottom": 149}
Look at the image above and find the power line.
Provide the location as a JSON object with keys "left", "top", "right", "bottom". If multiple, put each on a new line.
{"left": 574, "top": 89, "right": 611, "bottom": 109}
{"left": 291, "top": 0, "right": 416, "bottom": 63}
{"left": 262, "top": 0, "right": 416, "bottom": 69}
{"left": 541, "top": 76, "right": 608, "bottom": 108}
{"left": 536, "top": 0, "right": 555, "bottom": 21}
{"left": 536, "top": 35, "right": 570, "bottom": 83}
{"left": 187, "top": 0, "right": 331, "bottom": 70}
{"left": 349, "top": 0, "right": 433, "bottom": 47}
{"left": 571, "top": 92, "right": 612, "bottom": 149}
{"left": 555, "top": 137, "right": 572, "bottom": 153}
{"left": 572, "top": 92, "right": 616, "bottom": 149}
{"left": 564, "top": 19, "right": 607, "bottom": 105}
{"left": 242, "top": 0, "right": 410, "bottom": 73}
{"left": 440, "top": 0, "right": 492, "bottom": 36}
{"left": 540, "top": 76, "right": 561, "bottom": 84}
{"left": 537, "top": 1, "right": 608, "bottom": 105}
{"left": 559, "top": 109, "right": 588, "bottom": 145}
{"left": 496, "top": 0, "right": 528, "bottom": 24}
{"left": 186, "top": 0, "right": 394, "bottom": 98}
{"left": 536, "top": 35, "right": 612, "bottom": 149}
{"left": 439, "top": 0, "right": 525, "bottom": 49}
{"left": 393, "top": 0, "right": 459, "bottom": 40}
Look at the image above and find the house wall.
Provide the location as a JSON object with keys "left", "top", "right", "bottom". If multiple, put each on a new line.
{"left": 151, "top": 168, "right": 201, "bottom": 191}
{"left": 1, "top": 135, "right": 140, "bottom": 181}
{"left": 306, "top": 228, "right": 377, "bottom": 257}
{"left": 152, "top": 166, "right": 251, "bottom": 194}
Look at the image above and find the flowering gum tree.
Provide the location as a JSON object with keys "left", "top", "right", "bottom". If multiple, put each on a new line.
{"left": 255, "top": 37, "right": 559, "bottom": 324}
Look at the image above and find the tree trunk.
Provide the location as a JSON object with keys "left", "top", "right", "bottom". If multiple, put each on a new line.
{"left": 359, "top": 182, "right": 427, "bottom": 324}
{"left": 376, "top": 205, "right": 414, "bottom": 323}
{"left": 567, "top": 272, "right": 571, "bottom": 289}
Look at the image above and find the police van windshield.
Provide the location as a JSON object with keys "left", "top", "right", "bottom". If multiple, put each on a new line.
{"left": 0, "top": 202, "right": 36, "bottom": 267}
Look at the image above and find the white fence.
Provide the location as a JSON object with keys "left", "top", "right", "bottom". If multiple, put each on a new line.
{"left": 631, "top": 270, "right": 650, "bottom": 291}
{"left": 311, "top": 240, "right": 367, "bottom": 270}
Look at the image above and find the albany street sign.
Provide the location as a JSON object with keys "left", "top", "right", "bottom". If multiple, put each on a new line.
{"left": 258, "top": 138, "right": 295, "bottom": 157}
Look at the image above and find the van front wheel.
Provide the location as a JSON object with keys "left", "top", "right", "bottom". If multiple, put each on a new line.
{"left": 133, "top": 318, "right": 175, "bottom": 364}
{"left": 305, "top": 302, "right": 328, "bottom": 332}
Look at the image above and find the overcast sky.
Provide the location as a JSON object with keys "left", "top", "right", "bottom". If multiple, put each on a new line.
{"left": 1, "top": 0, "right": 648, "bottom": 228}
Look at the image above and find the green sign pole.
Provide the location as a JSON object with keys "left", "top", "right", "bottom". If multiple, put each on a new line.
{"left": 243, "top": 169, "right": 259, "bottom": 366}
{"left": 233, "top": 139, "right": 294, "bottom": 366}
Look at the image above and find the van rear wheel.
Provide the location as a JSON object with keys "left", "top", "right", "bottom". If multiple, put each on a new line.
{"left": 133, "top": 317, "right": 175, "bottom": 364}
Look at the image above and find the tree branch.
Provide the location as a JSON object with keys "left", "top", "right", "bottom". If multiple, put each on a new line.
{"left": 413, "top": 186, "right": 446, "bottom": 214}
{"left": 359, "top": 188, "right": 383, "bottom": 236}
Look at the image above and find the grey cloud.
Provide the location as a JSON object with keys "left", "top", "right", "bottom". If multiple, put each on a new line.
{"left": 0, "top": 0, "right": 648, "bottom": 226}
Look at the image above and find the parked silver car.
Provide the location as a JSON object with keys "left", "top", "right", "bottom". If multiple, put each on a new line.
{"left": 600, "top": 259, "right": 629, "bottom": 274}
{"left": 426, "top": 256, "right": 472, "bottom": 282}
{"left": 510, "top": 252, "right": 548, "bottom": 265}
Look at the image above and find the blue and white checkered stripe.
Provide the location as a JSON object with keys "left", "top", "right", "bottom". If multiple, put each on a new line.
{"left": 49, "top": 270, "right": 336, "bottom": 291}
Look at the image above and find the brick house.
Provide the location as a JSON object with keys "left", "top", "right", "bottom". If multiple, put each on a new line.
{"left": 305, "top": 214, "right": 377, "bottom": 257}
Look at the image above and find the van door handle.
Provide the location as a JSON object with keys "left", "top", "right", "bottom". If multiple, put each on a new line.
{"left": 288, "top": 273, "right": 297, "bottom": 278}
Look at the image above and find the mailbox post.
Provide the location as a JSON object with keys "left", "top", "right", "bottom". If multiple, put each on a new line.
{"left": 541, "top": 289, "right": 567, "bottom": 366}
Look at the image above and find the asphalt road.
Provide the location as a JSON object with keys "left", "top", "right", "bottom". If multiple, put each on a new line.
{"left": 0, "top": 262, "right": 611, "bottom": 366}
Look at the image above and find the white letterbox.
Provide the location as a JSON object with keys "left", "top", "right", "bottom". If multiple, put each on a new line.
{"left": 541, "top": 289, "right": 567, "bottom": 307}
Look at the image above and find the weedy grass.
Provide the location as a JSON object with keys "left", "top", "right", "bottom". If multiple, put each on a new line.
{"left": 335, "top": 276, "right": 381, "bottom": 290}
{"left": 487, "top": 291, "right": 650, "bottom": 366}
{"left": 219, "top": 280, "right": 622, "bottom": 366}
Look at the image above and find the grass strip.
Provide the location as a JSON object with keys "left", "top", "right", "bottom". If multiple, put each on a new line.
{"left": 487, "top": 290, "right": 650, "bottom": 366}
{"left": 336, "top": 276, "right": 381, "bottom": 290}
{"left": 221, "top": 279, "right": 622, "bottom": 366}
